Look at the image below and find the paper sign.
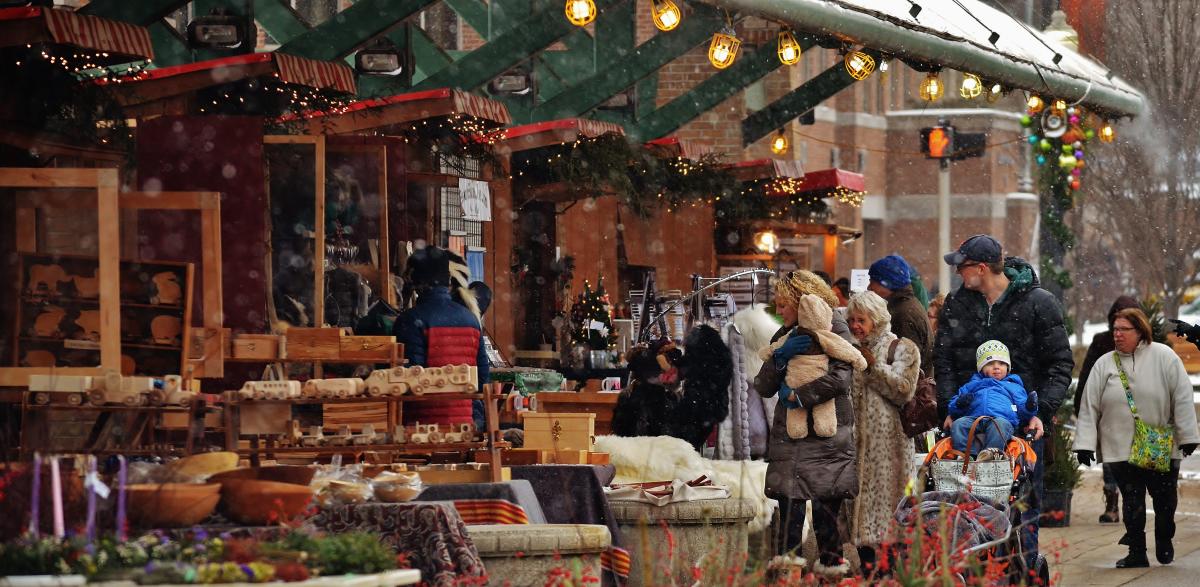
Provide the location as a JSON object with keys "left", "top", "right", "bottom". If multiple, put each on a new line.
{"left": 459, "top": 178, "right": 492, "bottom": 221}
{"left": 850, "top": 269, "right": 870, "bottom": 293}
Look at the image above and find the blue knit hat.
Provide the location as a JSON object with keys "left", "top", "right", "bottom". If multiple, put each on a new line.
{"left": 868, "top": 255, "right": 912, "bottom": 291}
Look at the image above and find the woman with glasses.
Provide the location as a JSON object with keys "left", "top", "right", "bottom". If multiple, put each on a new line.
{"left": 1074, "top": 308, "right": 1200, "bottom": 568}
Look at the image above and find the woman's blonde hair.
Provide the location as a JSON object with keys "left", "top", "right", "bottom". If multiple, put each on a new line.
{"left": 846, "top": 291, "right": 892, "bottom": 334}
{"left": 775, "top": 270, "right": 839, "bottom": 310}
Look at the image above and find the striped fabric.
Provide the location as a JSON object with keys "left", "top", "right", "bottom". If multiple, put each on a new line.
{"left": 452, "top": 499, "right": 530, "bottom": 525}
{"left": 0, "top": 7, "right": 154, "bottom": 61}
{"left": 601, "top": 546, "right": 632, "bottom": 578}
{"left": 451, "top": 90, "right": 512, "bottom": 125}
{"left": 275, "top": 52, "right": 356, "bottom": 95}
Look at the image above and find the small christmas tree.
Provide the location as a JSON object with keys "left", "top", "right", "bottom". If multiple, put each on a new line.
{"left": 570, "top": 278, "right": 617, "bottom": 350}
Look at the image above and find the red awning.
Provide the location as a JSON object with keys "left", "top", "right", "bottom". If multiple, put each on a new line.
{"left": 644, "top": 136, "right": 713, "bottom": 160}
{"left": 795, "top": 168, "right": 866, "bottom": 203}
{"left": 104, "top": 52, "right": 356, "bottom": 95}
{"left": 726, "top": 158, "right": 804, "bottom": 182}
{"left": 275, "top": 88, "right": 511, "bottom": 135}
{"left": 0, "top": 6, "right": 153, "bottom": 62}
{"left": 496, "top": 118, "right": 624, "bottom": 153}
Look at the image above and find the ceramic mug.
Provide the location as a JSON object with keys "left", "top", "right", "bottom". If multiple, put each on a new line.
{"left": 601, "top": 377, "right": 622, "bottom": 392}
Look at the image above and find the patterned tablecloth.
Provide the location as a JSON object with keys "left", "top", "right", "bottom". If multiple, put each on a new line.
{"left": 309, "top": 502, "right": 486, "bottom": 587}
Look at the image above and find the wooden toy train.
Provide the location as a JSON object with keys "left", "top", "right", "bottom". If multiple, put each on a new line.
{"left": 236, "top": 364, "right": 478, "bottom": 400}
{"left": 28, "top": 371, "right": 195, "bottom": 407}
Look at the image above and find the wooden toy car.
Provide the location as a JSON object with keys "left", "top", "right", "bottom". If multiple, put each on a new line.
{"left": 86, "top": 371, "right": 158, "bottom": 406}
{"left": 237, "top": 379, "right": 302, "bottom": 400}
{"left": 301, "top": 377, "right": 365, "bottom": 398}
{"left": 443, "top": 423, "right": 476, "bottom": 443}
{"left": 364, "top": 366, "right": 415, "bottom": 396}
{"left": 300, "top": 425, "right": 324, "bottom": 447}
{"left": 28, "top": 374, "right": 92, "bottom": 406}
{"left": 147, "top": 375, "right": 196, "bottom": 407}
{"left": 364, "top": 364, "right": 478, "bottom": 396}
{"left": 409, "top": 423, "right": 443, "bottom": 444}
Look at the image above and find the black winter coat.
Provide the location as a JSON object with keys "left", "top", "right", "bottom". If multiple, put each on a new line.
{"left": 888, "top": 286, "right": 933, "bottom": 375}
{"left": 754, "top": 315, "right": 857, "bottom": 501}
{"left": 933, "top": 257, "right": 1074, "bottom": 423}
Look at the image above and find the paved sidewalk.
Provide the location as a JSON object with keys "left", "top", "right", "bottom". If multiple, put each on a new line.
{"left": 1046, "top": 464, "right": 1200, "bottom": 586}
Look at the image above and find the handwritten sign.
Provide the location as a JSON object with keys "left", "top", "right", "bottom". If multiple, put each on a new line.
{"left": 850, "top": 269, "right": 870, "bottom": 293}
{"left": 459, "top": 178, "right": 491, "bottom": 221}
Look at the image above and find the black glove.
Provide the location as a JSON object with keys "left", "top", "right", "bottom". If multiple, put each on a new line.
{"left": 956, "top": 392, "right": 975, "bottom": 410}
{"left": 1075, "top": 450, "right": 1094, "bottom": 467}
{"left": 1182, "top": 443, "right": 1198, "bottom": 458}
{"left": 1026, "top": 391, "right": 1039, "bottom": 413}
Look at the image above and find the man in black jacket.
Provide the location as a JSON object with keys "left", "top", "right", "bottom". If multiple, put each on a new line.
{"left": 934, "top": 234, "right": 1074, "bottom": 573}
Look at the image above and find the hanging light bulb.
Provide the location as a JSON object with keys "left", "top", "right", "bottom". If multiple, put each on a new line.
{"left": 1027, "top": 94, "right": 1045, "bottom": 113}
{"left": 771, "top": 129, "right": 789, "bottom": 154}
{"left": 708, "top": 27, "right": 740, "bottom": 69}
{"left": 1052, "top": 98, "right": 1068, "bottom": 112}
{"left": 777, "top": 29, "right": 802, "bottom": 65}
{"left": 651, "top": 0, "right": 681, "bottom": 31}
{"left": 878, "top": 60, "right": 890, "bottom": 72}
{"left": 1099, "top": 123, "right": 1116, "bottom": 143}
{"left": 754, "top": 230, "right": 780, "bottom": 254}
{"left": 918, "top": 72, "right": 944, "bottom": 101}
{"left": 959, "top": 73, "right": 983, "bottom": 99}
{"left": 987, "top": 82, "right": 1003, "bottom": 103}
{"left": 844, "top": 50, "right": 875, "bottom": 80}
{"left": 565, "top": 0, "right": 596, "bottom": 26}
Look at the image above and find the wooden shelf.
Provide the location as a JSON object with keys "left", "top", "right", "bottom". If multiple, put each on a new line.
{"left": 19, "top": 337, "right": 182, "bottom": 351}
{"left": 24, "top": 403, "right": 194, "bottom": 413}
{"left": 228, "top": 392, "right": 485, "bottom": 406}
{"left": 20, "top": 295, "right": 183, "bottom": 310}
{"left": 237, "top": 441, "right": 488, "bottom": 455}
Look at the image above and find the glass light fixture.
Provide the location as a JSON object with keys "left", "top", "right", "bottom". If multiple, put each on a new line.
{"left": 651, "top": 0, "right": 681, "bottom": 32}
{"left": 1052, "top": 99, "right": 1068, "bottom": 112}
{"left": 844, "top": 50, "right": 875, "bottom": 80}
{"left": 1099, "top": 123, "right": 1115, "bottom": 143}
{"left": 1027, "top": 94, "right": 1045, "bottom": 113}
{"left": 918, "top": 72, "right": 944, "bottom": 101}
{"left": 959, "top": 73, "right": 982, "bottom": 99}
{"left": 565, "top": 0, "right": 596, "bottom": 26}
{"left": 708, "top": 27, "right": 740, "bottom": 69}
{"left": 771, "top": 130, "right": 789, "bottom": 154}
{"left": 754, "top": 230, "right": 780, "bottom": 254}
{"left": 777, "top": 30, "right": 802, "bottom": 65}
{"left": 879, "top": 60, "right": 890, "bottom": 72}
{"left": 987, "top": 82, "right": 1003, "bottom": 103}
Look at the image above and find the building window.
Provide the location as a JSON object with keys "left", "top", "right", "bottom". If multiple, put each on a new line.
{"left": 436, "top": 154, "right": 484, "bottom": 250}
{"left": 857, "top": 150, "right": 868, "bottom": 173}
{"left": 830, "top": 147, "right": 840, "bottom": 169}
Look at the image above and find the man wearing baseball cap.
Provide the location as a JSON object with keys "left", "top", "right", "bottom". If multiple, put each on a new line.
{"left": 932, "top": 233, "right": 1074, "bottom": 573}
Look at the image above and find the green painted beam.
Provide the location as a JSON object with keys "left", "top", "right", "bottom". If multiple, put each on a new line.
{"left": 78, "top": 0, "right": 189, "bottom": 26}
{"left": 413, "top": 0, "right": 627, "bottom": 92}
{"left": 635, "top": 75, "right": 658, "bottom": 120}
{"left": 740, "top": 50, "right": 879, "bottom": 145}
{"left": 277, "top": 0, "right": 436, "bottom": 61}
{"left": 633, "top": 37, "right": 817, "bottom": 141}
{"left": 443, "top": 0, "right": 489, "bottom": 35}
{"left": 530, "top": 5, "right": 722, "bottom": 121}
{"left": 252, "top": 0, "right": 311, "bottom": 42}
{"left": 355, "top": 24, "right": 457, "bottom": 97}
{"left": 408, "top": 26, "right": 452, "bottom": 84}
{"left": 147, "top": 21, "right": 191, "bottom": 66}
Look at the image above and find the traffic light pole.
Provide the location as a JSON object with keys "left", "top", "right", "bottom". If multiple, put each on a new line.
{"left": 938, "top": 158, "right": 951, "bottom": 295}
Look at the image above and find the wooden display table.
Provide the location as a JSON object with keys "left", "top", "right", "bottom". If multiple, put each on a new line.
{"left": 533, "top": 392, "right": 619, "bottom": 435}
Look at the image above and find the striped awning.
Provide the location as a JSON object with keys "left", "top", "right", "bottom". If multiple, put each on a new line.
{"left": 275, "top": 88, "right": 511, "bottom": 135}
{"left": 726, "top": 158, "right": 804, "bottom": 182}
{"left": 644, "top": 136, "right": 713, "bottom": 160}
{"left": 0, "top": 6, "right": 153, "bottom": 62}
{"left": 495, "top": 118, "right": 625, "bottom": 153}
{"left": 105, "top": 52, "right": 355, "bottom": 94}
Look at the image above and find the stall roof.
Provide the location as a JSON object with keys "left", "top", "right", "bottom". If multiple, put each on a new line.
{"left": 496, "top": 118, "right": 625, "bottom": 153}
{"left": 644, "top": 137, "right": 713, "bottom": 160}
{"left": 101, "top": 52, "right": 356, "bottom": 114}
{"left": 0, "top": 6, "right": 153, "bottom": 63}
{"left": 726, "top": 158, "right": 804, "bottom": 182}
{"left": 275, "top": 87, "right": 511, "bottom": 135}
{"left": 705, "top": 0, "right": 1144, "bottom": 116}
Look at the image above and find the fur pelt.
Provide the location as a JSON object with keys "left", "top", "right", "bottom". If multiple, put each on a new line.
{"left": 594, "top": 434, "right": 775, "bottom": 533}
{"left": 731, "top": 304, "right": 782, "bottom": 452}
{"left": 612, "top": 325, "right": 732, "bottom": 452}
{"left": 716, "top": 323, "right": 751, "bottom": 460}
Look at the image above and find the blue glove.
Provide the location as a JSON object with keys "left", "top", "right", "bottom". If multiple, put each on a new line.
{"left": 778, "top": 383, "right": 802, "bottom": 409}
{"left": 772, "top": 334, "right": 813, "bottom": 369}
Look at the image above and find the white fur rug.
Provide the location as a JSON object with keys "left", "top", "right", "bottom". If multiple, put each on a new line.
{"left": 595, "top": 434, "right": 776, "bottom": 532}
{"left": 731, "top": 304, "right": 782, "bottom": 418}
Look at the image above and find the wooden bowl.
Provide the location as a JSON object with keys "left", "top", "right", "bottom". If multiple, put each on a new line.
{"left": 208, "top": 465, "right": 316, "bottom": 487}
{"left": 127, "top": 483, "right": 221, "bottom": 528}
{"left": 220, "top": 479, "right": 313, "bottom": 525}
{"left": 165, "top": 452, "right": 239, "bottom": 480}
{"left": 374, "top": 484, "right": 422, "bottom": 503}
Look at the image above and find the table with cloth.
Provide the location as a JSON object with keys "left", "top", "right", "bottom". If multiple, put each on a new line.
{"left": 415, "top": 480, "right": 548, "bottom": 523}
{"left": 307, "top": 502, "right": 485, "bottom": 587}
{"left": 510, "top": 464, "right": 631, "bottom": 581}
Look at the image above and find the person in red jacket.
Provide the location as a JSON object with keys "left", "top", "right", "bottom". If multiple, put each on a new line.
{"left": 393, "top": 246, "right": 490, "bottom": 428}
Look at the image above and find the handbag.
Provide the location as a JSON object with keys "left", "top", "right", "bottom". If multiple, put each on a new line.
{"left": 929, "top": 416, "right": 1014, "bottom": 503}
{"left": 1113, "top": 353, "right": 1175, "bottom": 472}
{"left": 887, "top": 340, "right": 940, "bottom": 438}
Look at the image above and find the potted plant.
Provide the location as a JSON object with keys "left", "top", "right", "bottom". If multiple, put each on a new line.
{"left": 1042, "top": 399, "right": 1083, "bottom": 527}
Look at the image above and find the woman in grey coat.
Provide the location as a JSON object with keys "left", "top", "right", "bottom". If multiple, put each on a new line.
{"left": 755, "top": 270, "right": 858, "bottom": 576}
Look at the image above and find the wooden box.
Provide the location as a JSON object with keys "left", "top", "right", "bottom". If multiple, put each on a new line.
{"left": 340, "top": 335, "right": 399, "bottom": 361}
{"left": 534, "top": 392, "right": 619, "bottom": 435}
{"left": 522, "top": 412, "right": 596, "bottom": 451}
{"left": 417, "top": 466, "right": 511, "bottom": 485}
{"left": 232, "top": 334, "right": 280, "bottom": 359}
{"left": 285, "top": 327, "right": 344, "bottom": 360}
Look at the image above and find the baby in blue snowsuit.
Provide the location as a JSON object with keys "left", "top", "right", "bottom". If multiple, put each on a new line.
{"left": 948, "top": 340, "right": 1037, "bottom": 455}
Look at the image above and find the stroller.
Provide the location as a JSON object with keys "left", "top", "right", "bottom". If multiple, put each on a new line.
{"left": 897, "top": 416, "right": 1050, "bottom": 585}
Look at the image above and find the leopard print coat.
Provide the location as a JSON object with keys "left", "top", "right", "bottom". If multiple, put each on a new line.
{"left": 849, "top": 330, "right": 920, "bottom": 546}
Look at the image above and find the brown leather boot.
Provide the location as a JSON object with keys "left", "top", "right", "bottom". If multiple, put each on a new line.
{"left": 1099, "top": 487, "right": 1120, "bottom": 523}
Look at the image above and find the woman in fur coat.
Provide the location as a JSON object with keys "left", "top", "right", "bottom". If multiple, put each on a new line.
{"left": 844, "top": 291, "right": 920, "bottom": 574}
{"left": 754, "top": 270, "right": 857, "bottom": 576}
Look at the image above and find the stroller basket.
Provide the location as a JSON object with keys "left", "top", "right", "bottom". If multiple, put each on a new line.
{"left": 895, "top": 490, "right": 1013, "bottom": 552}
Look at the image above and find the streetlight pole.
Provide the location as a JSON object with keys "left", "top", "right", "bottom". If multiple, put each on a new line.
{"left": 938, "top": 157, "right": 951, "bottom": 295}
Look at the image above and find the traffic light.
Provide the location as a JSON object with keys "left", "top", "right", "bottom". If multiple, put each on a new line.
{"left": 921, "top": 125, "right": 955, "bottom": 158}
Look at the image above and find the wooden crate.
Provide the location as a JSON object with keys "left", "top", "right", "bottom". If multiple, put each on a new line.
{"left": 522, "top": 412, "right": 596, "bottom": 451}
{"left": 285, "top": 327, "right": 344, "bottom": 360}
{"left": 478, "top": 449, "right": 608, "bottom": 465}
{"left": 418, "top": 466, "right": 511, "bottom": 485}
{"left": 340, "top": 335, "right": 398, "bottom": 361}
{"left": 534, "top": 392, "right": 619, "bottom": 435}
{"left": 231, "top": 334, "right": 280, "bottom": 359}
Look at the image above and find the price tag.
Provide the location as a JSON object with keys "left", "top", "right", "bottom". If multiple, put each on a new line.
{"left": 84, "top": 471, "right": 111, "bottom": 499}
{"left": 850, "top": 269, "right": 870, "bottom": 293}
